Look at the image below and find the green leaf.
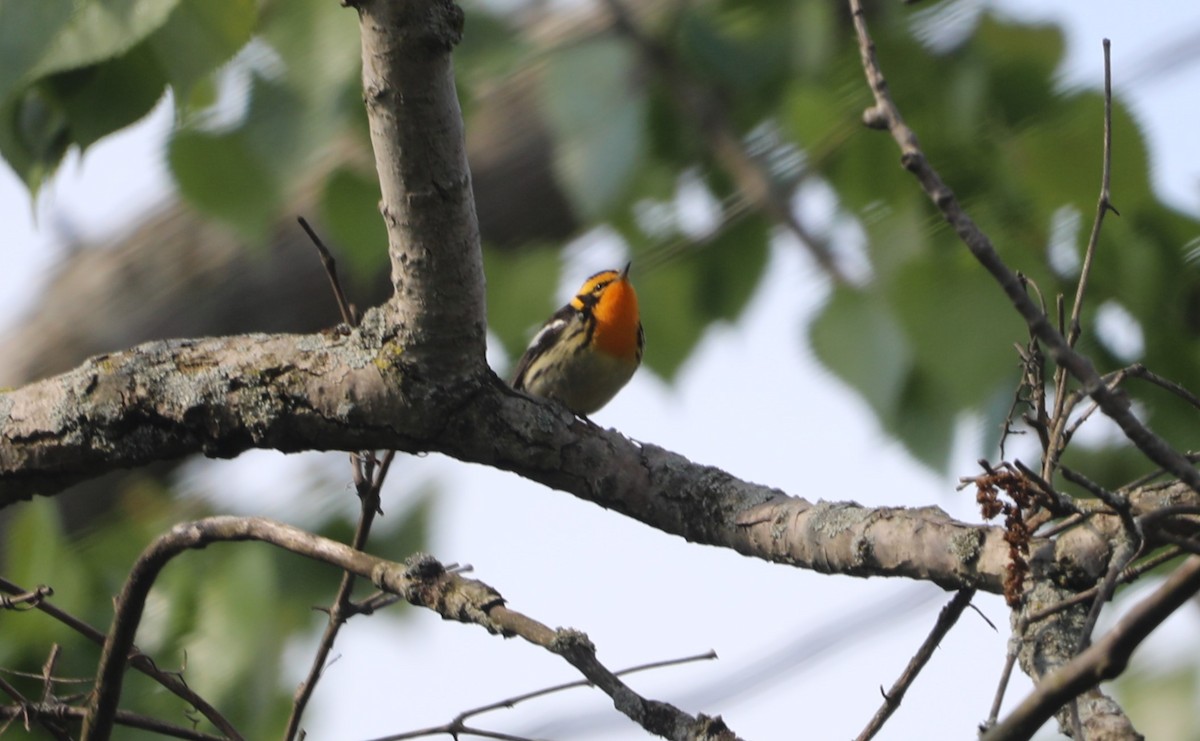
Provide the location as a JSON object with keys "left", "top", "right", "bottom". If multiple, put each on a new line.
{"left": 1114, "top": 658, "right": 1197, "bottom": 740}
{"left": 0, "top": 0, "right": 74, "bottom": 104}
{"left": 809, "top": 285, "right": 913, "bottom": 421}
{"left": 542, "top": 38, "right": 646, "bottom": 219}
{"left": 182, "top": 544, "right": 292, "bottom": 735}
{"left": 890, "top": 366, "right": 958, "bottom": 470}
{"left": 454, "top": 5, "right": 528, "bottom": 84}
{"left": 634, "top": 216, "right": 769, "bottom": 379}
{"left": 780, "top": 83, "right": 857, "bottom": 152}
{"left": 42, "top": 40, "right": 167, "bottom": 150}
{"left": 678, "top": 7, "right": 790, "bottom": 108}
{"left": 690, "top": 214, "right": 771, "bottom": 323}
{"left": 370, "top": 489, "right": 434, "bottom": 564}
{"left": 164, "top": 0, "right": 359, "bottom": 235}
{"left": 484, "top": 244, "right": 563, "bottom": 363}
{"left": 2, "top": 500, "right": 91, "bottom": 647}
{"left": 150, "top": 0, "right": 257, "bottom": 103}
{"left": 0, "top": 88, "right": 71, "bottom": 191}
{"left": 320, "top": 166, "right": 389, "bottom": 284}
{"left": 25, "top": 0, "right": 181, "bottom": 82}
{"left": 970, "top": 16, "right": 1064, "bottom": 128}
{"left": 169, "top": 128, "right": 280, "bottom": 240}
{"left": 886, "top": 251, "right": 1023, "bottom": 410}
{"left": 259, "top": 0, "right": 361, "bottom": 109}
{"left": 637, "top": 258, "right": 702, "bottom": 379}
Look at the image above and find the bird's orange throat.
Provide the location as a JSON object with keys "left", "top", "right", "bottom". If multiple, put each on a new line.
{"left": 592, "top": 279, "right": 641, "bottom": 359}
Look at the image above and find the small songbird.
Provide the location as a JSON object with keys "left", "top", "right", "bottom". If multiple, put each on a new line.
{"left": 511, "top": 263, "right": 644, "bottom": 415}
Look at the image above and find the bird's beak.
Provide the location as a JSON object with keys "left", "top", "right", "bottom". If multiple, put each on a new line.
{"left": 620, "top": 261, "right": 631, "bottom": 280}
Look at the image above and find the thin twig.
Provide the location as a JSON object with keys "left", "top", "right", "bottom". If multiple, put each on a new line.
{"left": 40, "top": 644, "right": 61, "bottom": 706}
{"left": 1060, "top": 466, "right": 1132, "bottom": 525}
{"left": 1120, "top": 455, "right": 1200, "bottom": 491}
{"left": 373, "top": 651, "right": 719, "bottom": 741}
{"left": 1136, "top": 505, "right": 1200, "bottom": 534}
{"left": 298, "top": 216, "right": 356, "bottom": 328}
{"left": 0, "top": 703, "right": 230, "bottom": 741}
{"left": 986, "top": 633, "right": 1021, "bottom": 728}
{"left": 1126, "top": 364, "right": 1200, "bottom": 411}
{"left": 286, "top": 216, "right": 389, "bottom": 739}
{"left": 1154, "top": 533, "right": 1200, "bottom": 557}
{"left": 460, "top": 650, "right": 718, "bottom": 724}
{"left": 1067, "top": 39, "right": 1118, "bottom": 348}
{"left": 1022, "top": 546, "right": 1182, "bottom": 627}
{"left": 1013, "top": 460, "right": 1079, "bottom": 517}
{"left": 284, "top": 451, "right": 394, "bottom": 740}
{"left": 855, "top": 589, "right": 975, "bottom": 741}
{"left": 0, "top": 577, "right": 242, "bottom": 740}
{"left": 0, "top": 673, "right": 72, "bottom": 741}
{"left": 1034, "top": 39, "right": 1118, "bottom": 492}
{"left": 368, "top": 723, "right": 536, "bottom": 741}
{"left": 0, "top": 584, "right": 52, "bottom": 610}
{"left": 1075, "top": 537, "right": 1141, "bottom": 655}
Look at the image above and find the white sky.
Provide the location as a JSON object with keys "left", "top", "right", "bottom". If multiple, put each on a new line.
{"left": 3, "top": 1, "right": 1200, "bottom": 739}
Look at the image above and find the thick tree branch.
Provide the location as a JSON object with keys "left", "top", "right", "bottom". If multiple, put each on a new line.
{"left": 1, "top": 312, "right": 1024, "bottom": 593}
{"left": 0, "top": 0, "right": 1011, "bottom": 599}
{"left": 80, "top": 517, "right": 739, "bottom": 741}
{"left": 11, "top": 320, "right": 1172, "bottom": 595}
{"left": 352, "top": 0, "right": 487, "bottom": 376}
{"left": 986, "top": 556, "right": 1200, "bottom": 741}
{"left": 0, "top": 325, "right": 407, "bottom": 498}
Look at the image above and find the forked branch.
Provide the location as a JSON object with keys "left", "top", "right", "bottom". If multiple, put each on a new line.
{"left": 79, "top": 517, "right": 740, "bottom": 741}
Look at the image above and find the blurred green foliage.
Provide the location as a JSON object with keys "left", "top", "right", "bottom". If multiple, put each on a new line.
{"left": 1, "top": 482, "right": 430, "bottom": 738}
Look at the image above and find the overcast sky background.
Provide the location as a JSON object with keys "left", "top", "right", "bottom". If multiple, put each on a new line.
{"left": 3, "top": 1, "right": 1200, "bottom": 739}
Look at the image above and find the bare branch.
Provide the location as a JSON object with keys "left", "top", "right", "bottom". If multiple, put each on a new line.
{"left": 1067, "top": 39, "right": 1118, "bottom": 348}
{"left": 856, "top": 589, "right": 976, "bottom": 741}
{"left": 297, "top": 216, "right": 357, "bottom": 328}
{"left": 348, "top": 0, "right": 487, "bottom": 375}
{"left": 0, "top": 339, "right": 1014, "bottom": 594}
{"left": 1124, "top": 364, "right": 1200, "bottom": 411}
{"left": 284, "top": 450, "right": 393, "bottom": 740}
{"left": 377, "top": 651, "right": 719, "bottom": 741}
{"left": 845, "top": 4, "right": 1200, "bottom": 495}
{"left": 1022, "top": 546, "right": 1183, "bottom": 626}
{"left": 984, "top": 556, "right": 1200, "bottom": 740}
{"left": 0, "top": 584, "right": 52, "bottom": 610}
{"left": 79, "top": 517, "right": 740, "bottom": 741}
{"left": 0, "top": 576, "right": 242, "bottom": 739}
{"left": 0, "top": 702, "right": 230, "bottom": 740}
{"left": 457, "top": 650, "right": 719, "bottom": 725}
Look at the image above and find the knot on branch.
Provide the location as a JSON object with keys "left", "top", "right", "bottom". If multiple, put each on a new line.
{"left": 862, "top": 104, "right": 889, "bottom": 130}
{"left": 404, "top": 552, "right": 445, "bottom": 580}
{"left": 696, "top": 714, "right": 735, "bottom": 738}
{"left": 550, "top": 628, "right": 596, "bottom": 658}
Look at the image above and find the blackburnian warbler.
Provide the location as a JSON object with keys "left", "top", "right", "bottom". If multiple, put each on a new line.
{"left": 511, "top": 263, "right": 644, "bottom": 415}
